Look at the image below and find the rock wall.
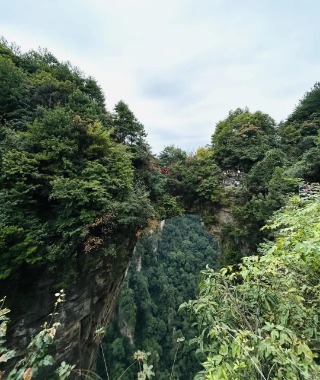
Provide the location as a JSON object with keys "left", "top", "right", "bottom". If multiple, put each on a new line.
{"left": 0, "top": 202, "right": 237, "bottom": 379}
{"left": 1, "top": 233, "right": 137, "bottom": 379}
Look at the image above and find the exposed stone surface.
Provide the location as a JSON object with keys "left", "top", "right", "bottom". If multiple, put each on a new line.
{"left": 0, "top": 200, "right": 236, "bottom": 379}
{"left": 0, "top": 234, "right": 137, "bottom": 379}
{"left": 210, "top": 207, "right": 234, "bottom": 234}
{"left": 120, "top": 321, "right": 134, "bottom": 346}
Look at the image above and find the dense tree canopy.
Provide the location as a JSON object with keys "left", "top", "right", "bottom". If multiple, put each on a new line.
{"left": 100, "top": 216, "right": 218, "bottom": 380}
{"left": 211, "top": 108, "right": 276, "bottom": 172}
{"left": 182, "top": 196, "right": 320, "bottom": 379}
{"left": 0, "top": 40, "right": 155, "bottom": 283}
{"left": 2, "top": 38, "right": 320, "bottom": 380}
{"left": 278, "top": 83, "right": 320, "bottom": 158}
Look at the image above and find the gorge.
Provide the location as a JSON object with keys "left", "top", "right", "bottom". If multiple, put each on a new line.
{"left": 1, "top": 39, "right": 320, "bottom": 379}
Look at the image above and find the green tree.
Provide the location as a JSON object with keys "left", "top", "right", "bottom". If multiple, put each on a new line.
{"left": 211, "top": 108, "right": 276, "bottom": 172}
{"left": 111, "top": 100, "right": 150, "bottom": 168}
{"left": 158, "top": 145, "right": 187, "bottom": 167}
{"left": 288, "top": 82, "right": 320, "bottom": 123}
{"left": 112, "top": 100, "right": 146, "bottom": 146}
{"left": 101, "top": 216, "right": 218, "bottom": 380}
{"left": 278, "top": 84, "right": 320, "bottom": 158}
{"left": 181, "top": 196, "right": 320, "bottom": 379}
{"left": 0, "top": 55, "right": 29, "bottom": 125}
{"left": 0, "top": 42, "right": 155, "bottom": 282}
{"left": 246, "top": 148, "right": 289, "bottom": 194}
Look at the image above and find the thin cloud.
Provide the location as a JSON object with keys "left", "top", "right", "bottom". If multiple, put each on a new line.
{"left": 1, "top": 0, "right": 320, "bottom": 153}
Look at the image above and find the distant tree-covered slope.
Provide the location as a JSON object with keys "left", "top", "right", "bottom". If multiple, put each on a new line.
{"left": 2, "top": 36, "right": 320, "bottom": 380}
{"left": 2, "top": 36, "right": 319, "bottom": 282}
{"left": 279, "top": 83, "right": 320, "bottom": 181}
{"left": 159, "top": 94, "right": 320, "bottom": 264}
{"left": 99, "top": 215, "right": 218, "bottom": 380}
{"left": 211, "top": 108, "right": 276, "bottom": 172}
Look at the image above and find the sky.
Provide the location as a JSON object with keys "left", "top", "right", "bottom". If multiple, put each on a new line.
{"left": 1, "top": 0, "right": 320, "bottom": 153}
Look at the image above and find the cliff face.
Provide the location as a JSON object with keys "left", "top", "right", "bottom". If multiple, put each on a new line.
{"left": 1, "top": 208, "right": 237, "bottom": 379}
{"left": 101, "top": 215, "right": 219, "bottom": 379}
{"left": 1, "top": 233, "right": 137, "bottom": 378}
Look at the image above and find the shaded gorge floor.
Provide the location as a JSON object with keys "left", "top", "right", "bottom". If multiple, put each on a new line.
{"left": 97, "top": 215, "right": 219, "bottom": 380}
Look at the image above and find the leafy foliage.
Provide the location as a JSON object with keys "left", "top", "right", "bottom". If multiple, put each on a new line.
{"left": 0, "top": 41, "right": 155, "bottom": 282}
{"left": 288, "top": 82, "right": 320, "bottom": 123}
{"left": 278, "top": 84, "right": 320, "bottom": 159}
{"left": 211, "top": 108, "right": 276, "bottom": 172}
{"left": 158, "top": 146, "right": 222, "bottom": 209}
{"left": 0, "top": 291, "right": 75, "bottom": 380}
{"left": 3, "top": 37, "right": 320, "bottom": 380}
{"left": 181, "top": 197, "right": 320, "bottom": 379}
{"left": 100, "top": 216, "right": 218, "bottom": 380}
{"left": 111, "top": 100, "right": 150, "bottom": 169}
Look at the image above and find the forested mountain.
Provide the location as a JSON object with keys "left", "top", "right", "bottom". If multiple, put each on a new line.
{"left": 1, "top": 38, "right": 320, "bottom": 379}
{"left": 182, "top": 196, "right": 320, "bottom": 379}
{"left": 99, "top": 216, "right": 218, "bottom": 380}
{"left": 0, "top": 38, "right": 164, "bottom": 378}
{"left": 0, "top": 39, "right": 153, "bottom": 284}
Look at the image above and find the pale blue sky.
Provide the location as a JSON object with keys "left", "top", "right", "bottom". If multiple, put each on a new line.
{"left": 2, "top": 0, "right": 320, "bottom": 153}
